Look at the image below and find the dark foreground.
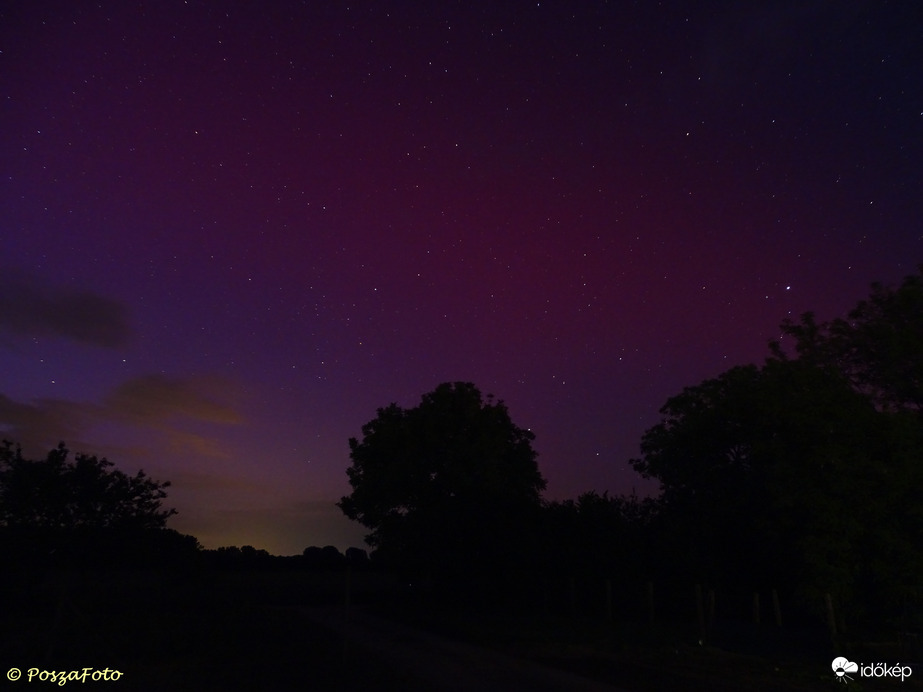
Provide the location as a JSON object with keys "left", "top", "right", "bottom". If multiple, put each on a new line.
{"left": 1, "top": 567, "right": 919, "bottom": 691}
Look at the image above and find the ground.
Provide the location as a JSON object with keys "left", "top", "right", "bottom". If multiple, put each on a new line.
{"left": 2, "top": 567, "right": 919, "bottom": 691}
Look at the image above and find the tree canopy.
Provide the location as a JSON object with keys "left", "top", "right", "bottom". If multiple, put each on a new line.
{"left": 338, "top": 382, "right": 546, "bottom": 576}
{"left": 774, "top": 264, "right": 923, "bottom": 412}
{"left": 631, "top": 268, "right": 923, "bottom": 619}
{"left": 0, "top": 441, "right": 176, "bottom": 531}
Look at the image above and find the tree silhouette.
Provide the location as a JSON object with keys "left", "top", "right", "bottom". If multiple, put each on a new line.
{"left": 774, "top": 265, "right": 923, "bottom": 412}
{"left": 0, "top": 441, "right": 176, "bottom": 531}
{"left": 632, "top": 361, "right": 883, "bottom": 603}
{"left": 541, "top": 491, "right": 653, "bottom": 577}
{"left": 632, "top": 271, "right": 923, "bottom": 620}
{"left": 0, "top": 441, "right": 183, "bottom": 567}
{"left": 338, "top": 382, "right": 545, "bottom": 581}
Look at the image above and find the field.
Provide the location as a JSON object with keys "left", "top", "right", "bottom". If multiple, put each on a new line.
{"left": 2, "top": 567, "right": 919, "bottom": 691}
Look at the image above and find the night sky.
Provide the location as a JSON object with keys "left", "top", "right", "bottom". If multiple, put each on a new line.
{"left": 2, "top": 1, "right": 921, "bottom": 555}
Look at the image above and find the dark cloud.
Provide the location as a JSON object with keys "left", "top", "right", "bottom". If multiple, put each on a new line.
{"left": 104, "top": 374, "right": 243, "bottom": 426}
{"left": 0, "top": 392, "right": 92, "bottom": 452}
{"left": 0, "top": 374, "right": 242, "bottom": 458}
{"left": 164, "top": 470, "right": 260, "bottom": 493}
{"left": 0, "top": 274, "right": 131, "bottom": 348}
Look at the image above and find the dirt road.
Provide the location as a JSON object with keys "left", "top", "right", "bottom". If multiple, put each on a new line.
{"left": 302, "top": 605, "right": 632, "bottom": 692}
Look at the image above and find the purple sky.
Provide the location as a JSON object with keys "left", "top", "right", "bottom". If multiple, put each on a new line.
{"left": 2, "top": 1, "right": 921, "bottom": 555}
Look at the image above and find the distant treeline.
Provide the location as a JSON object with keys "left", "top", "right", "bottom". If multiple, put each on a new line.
{"left": 203, "top": 543, "right": 370, "bottom": 570}
{"left": 0, "top": 525, "right": 370, "bottom": 571}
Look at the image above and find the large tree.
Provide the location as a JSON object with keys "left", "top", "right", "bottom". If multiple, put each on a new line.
{"left": 338, "top": 382, "right": 546, "bottom": 577}
{"left": 0, "top": 441, "right": 176, "bottom": 531}
{"left": 632, "top": 361, "right": 882, "bottom": 600}
{"left": 774, "top": 265, "right": 923, "bottom": 412}
{"left": 632, "top": 270, "right": 923, "bottom": 620}
{"left": 0, "top": 441, "right": 183, "bottom": 566}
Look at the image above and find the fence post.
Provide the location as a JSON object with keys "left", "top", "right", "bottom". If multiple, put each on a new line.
{"left": 825, "top": 593, "right": 837, "bottom": 639}
{"left": 752, "top": 591, "right": 760, "bottom": 625}
{"left": 707, "top": 588, "right": 715, "bottom": 633}
{"left": 695, "top": 584, "right": 705, "bottom": 642}
{"left": 646, "top": 581, "right": 655, "bottom": 625}
{"left": 342, "top": 563, "right": 352, "bottom": 665}
{"left": 772, "top": 588, "right": 782, "bottom": 627}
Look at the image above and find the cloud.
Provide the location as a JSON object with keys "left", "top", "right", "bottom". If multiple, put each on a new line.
{"left": 163, "top": 430, "right": 235, "bottom": 460}
{"left": 0, "top": 392, "right": 91, "bottom": 451}
{"left": 0, "top": 374, "right": 243, "bottom": 458}
{"left": 164, "top": 469, "right": 261, "bottom": 493}
{"left": 0, "top": 274, "right": 132, "bottom": 348}
{"left": 104, "top": 374, "right": 242, "bottom": 426}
